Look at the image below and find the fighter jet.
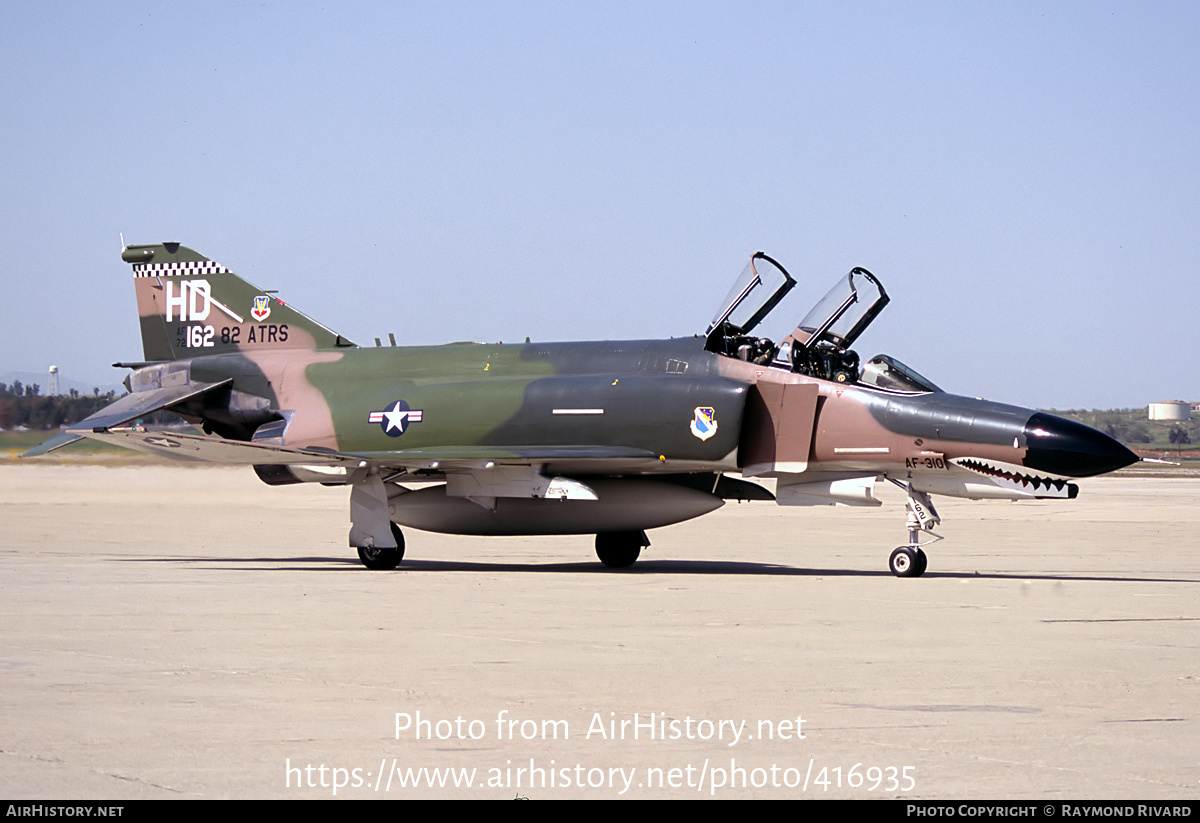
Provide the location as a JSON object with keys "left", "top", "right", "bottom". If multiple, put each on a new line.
{"left": 24, "top": 245, "right": 1137, "bottom": 576}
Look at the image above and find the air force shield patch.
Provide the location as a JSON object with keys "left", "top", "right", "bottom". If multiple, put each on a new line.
{"left": 251, "top": 295, "right": 271, "bottom": 321}
{"left": 690, "top": 406, "right": 717, "bottom": 441}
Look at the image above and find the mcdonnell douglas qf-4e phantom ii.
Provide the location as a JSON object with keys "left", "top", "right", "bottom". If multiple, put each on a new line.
{"left": 25, "top": 245, "right": 1138, "bottom": 576}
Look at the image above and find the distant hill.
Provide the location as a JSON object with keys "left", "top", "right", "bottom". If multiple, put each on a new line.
{"left": 1045, "top": 407, "right": 1197, "bottom": 449}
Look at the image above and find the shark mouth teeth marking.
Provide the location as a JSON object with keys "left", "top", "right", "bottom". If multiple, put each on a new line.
{"left": 956, "top": 458, "right": 1072, "bottom": 493}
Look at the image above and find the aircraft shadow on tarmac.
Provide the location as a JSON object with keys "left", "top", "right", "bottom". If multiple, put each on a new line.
{"left": 117, "top": 554, "right": 1200, "bottom": 583}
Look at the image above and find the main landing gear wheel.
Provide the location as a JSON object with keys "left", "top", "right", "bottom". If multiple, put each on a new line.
{"left": 357, "top": 523, "right": 405, "bottom": 570}
{"left": 888, "top": 546, "right": 928, "bottom": 578}
{"left": 595, "top": 530, "right": 648, "bottom": 569}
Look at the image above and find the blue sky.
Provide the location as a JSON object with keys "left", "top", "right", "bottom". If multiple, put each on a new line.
{"left": 2, "top": 1, "right": 1196, "bottom": 408}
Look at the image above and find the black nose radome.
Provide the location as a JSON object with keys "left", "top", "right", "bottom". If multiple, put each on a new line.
{"left": 1022, "top": 413, "right": 1139, "bottom": 477}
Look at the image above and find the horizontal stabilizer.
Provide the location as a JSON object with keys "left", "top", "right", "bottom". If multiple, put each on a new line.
{"left": 20, "top": 380, "right": 233, "bottom": 457}
{"left": 70, "top": 380, "right": 232, "bottom": 433}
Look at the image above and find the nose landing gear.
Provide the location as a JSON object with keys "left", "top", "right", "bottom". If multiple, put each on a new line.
{"left": 886, "top": 480, "right": 942, "bottom": 577}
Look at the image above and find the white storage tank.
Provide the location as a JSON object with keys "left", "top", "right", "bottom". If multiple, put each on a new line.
{"left": 1148, "top": 401, "right": 1191, "bottom": 421}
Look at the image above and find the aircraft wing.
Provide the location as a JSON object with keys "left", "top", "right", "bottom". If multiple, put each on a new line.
{"left": 20, "top": 380, "right": 234, "bottom": 457}
{"left": 72, "top": 426, "right": 362, "bottom": 466}
{"left": 56, "top": 429, "right": 658, "bottom": 467}
{"left": 30, "top": 417, "right": 664, "bottom": 473}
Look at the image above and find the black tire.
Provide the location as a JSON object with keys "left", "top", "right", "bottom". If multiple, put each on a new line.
{"left": 595, "top": 531, "right": 643, "bottom": 569}
{"left": 913, "top": 548, "right": 928, "bottom": 577}
{"left": 357, "top": 523, "right": 405, "bottom": 570}
{"left": 889, "top": 546, "right": 925, "bottom": 578}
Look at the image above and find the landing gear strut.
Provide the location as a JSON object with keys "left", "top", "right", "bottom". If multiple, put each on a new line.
{"left": 358, "top": 522, "right": 405, "bottom": 570}
{"left": 595, "top": 530, "right": 649, "bottom": 568}
{"left": 886, "top": 480, "right": 942, "bottom": 578}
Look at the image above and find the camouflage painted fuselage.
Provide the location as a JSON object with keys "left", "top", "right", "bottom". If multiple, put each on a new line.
{"left": 27, "top": 243, "right": 1137, "bottom": 573}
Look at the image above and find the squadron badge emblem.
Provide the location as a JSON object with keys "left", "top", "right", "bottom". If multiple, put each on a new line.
{"left": 690, "top": 406, "right": 717, "bottom": 441}
{"left": 251, "top": 295, "right": 272, "bottom": 321}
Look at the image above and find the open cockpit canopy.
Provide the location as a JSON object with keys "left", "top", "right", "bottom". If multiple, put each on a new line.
{"left": 704, "top": 253, "right": 939, "bottom": 392}
{"left": 705, "top": 252, "right": 795, "bottom": 346}
{"left": 793, "top": 267, "right": 888, "bottom": 351}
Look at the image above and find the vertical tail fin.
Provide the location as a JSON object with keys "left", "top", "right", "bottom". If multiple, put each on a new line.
{"left": 123, "top": 242, "right": 355, "bottom": 361}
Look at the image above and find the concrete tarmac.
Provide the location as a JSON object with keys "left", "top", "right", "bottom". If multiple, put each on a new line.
{"left": 1, "top": 464, "right": 1197, "bottom": 799}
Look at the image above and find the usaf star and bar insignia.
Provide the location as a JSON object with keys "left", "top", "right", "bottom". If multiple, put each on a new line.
{"left": 368, "top": 400, "right": 424, "bottom": 437}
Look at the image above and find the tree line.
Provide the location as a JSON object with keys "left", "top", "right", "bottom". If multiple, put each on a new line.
{"left": 0, "top": 382, "right": 119, "bottom": 431}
